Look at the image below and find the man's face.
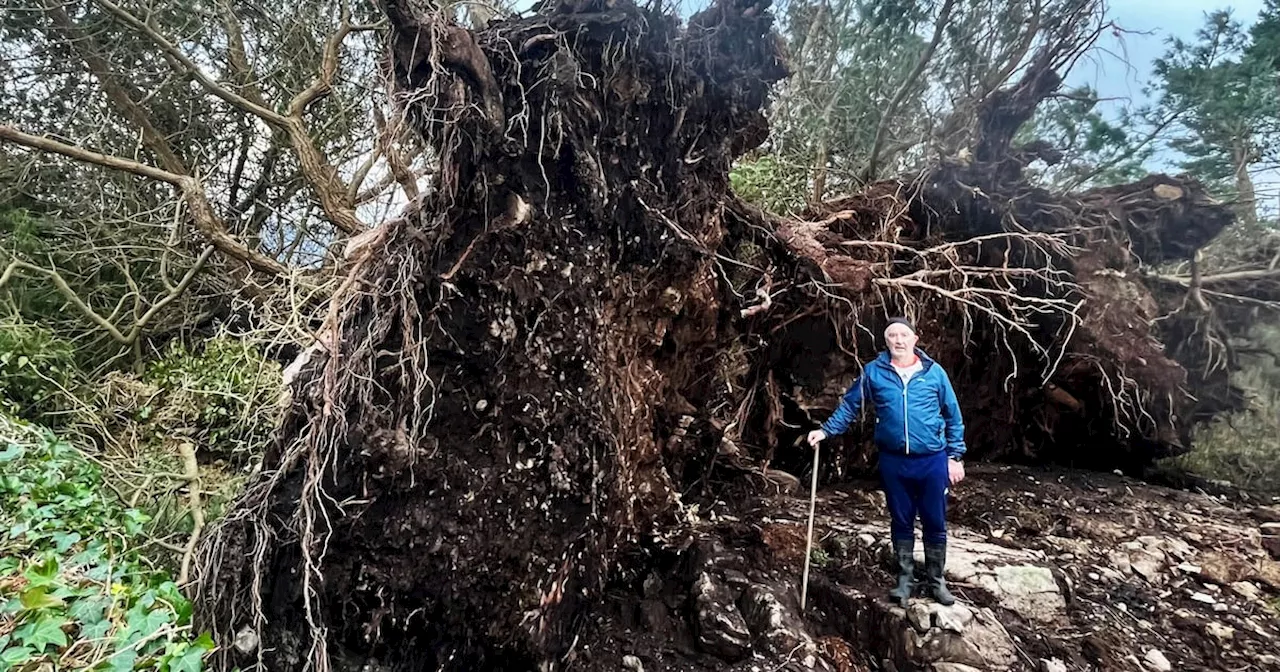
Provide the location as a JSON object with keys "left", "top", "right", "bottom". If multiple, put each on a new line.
{"left": 884, "top": 323, "right": 918, "bottom": 358}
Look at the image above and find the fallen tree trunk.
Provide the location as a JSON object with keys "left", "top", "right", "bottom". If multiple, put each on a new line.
{"left": 194, "top": 0, "right": 1256, "bottom": 669}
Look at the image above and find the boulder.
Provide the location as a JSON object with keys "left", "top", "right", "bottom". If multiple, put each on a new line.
{"left": 692, "top": 572, "right": 752, "bottom": 660}
{"left": 815, "top": 583, "right": 1018, "bottom": 671}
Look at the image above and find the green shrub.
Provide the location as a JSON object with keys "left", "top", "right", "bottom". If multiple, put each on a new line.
{"left": 1164, "top": 365, "right": 1280, "bottom": 495}
{"left": 0, "top": 414, "right": 213, "bottom": 671}
{"left": 730, "top": 154, "right": 810, "bottom": 215}
{"left": 140, "top": 336, "right": 282, "bottom": 462}
{"left": 0, "top": 319, "right": 78, "bottom": 420}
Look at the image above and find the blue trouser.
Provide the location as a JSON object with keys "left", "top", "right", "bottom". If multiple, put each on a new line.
{"left": 879, "top": 450, "right": 948, "bottom": 545}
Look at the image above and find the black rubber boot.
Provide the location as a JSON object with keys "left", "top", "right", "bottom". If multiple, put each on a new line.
{"left": 888, "top": 539, "right": 915, "bottom": 607}
{"left": 924, "top": 542, "right": 955, "bottom": 605}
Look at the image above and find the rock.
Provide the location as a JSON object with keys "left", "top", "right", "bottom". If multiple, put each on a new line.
{"left": 1130, "top": 551, "right": 1163, "bottom": 582}
{"left": 642, "top": 572, "right": 663, "bottom": 598}
{"left": 692, "top": 573, "right": 752, "bottom": 660}
{"left": 1175, "top": 563, "right": 1201, "bottom": 574}
{"left": 908, "top": 602, "right": 933, "bottom": 633}
{"left": 233, "top": 626, "right": 259, "bottom": 655}
{"left": 932, "top": 664, "right": 983, "bottom": 672}
{"left": 1206, "top": 622, "right": 1234, "bottom": 641}
{"left": 739, "top": 583, "right": 809, "bottom": 655}
{"left": 1143, "top": 648, "right": 1172, "bottom": 672}
{"left": 814, "top": 583, "right": 1016, "bottom": 670}
{"left": 858, "top": 533, "right": 876, "bottom": 547}
{"left": 622, "top": 654, "right": 643, "bottom": 671}
{"left": 1190, "top": 592, "right": 1215, "bottom": 605}
{"left": 1262, "top": 522, "right": 1280, "bottom": 560}
{"left": 1109, "top": 551, "right": 1133, "bottom": 575}
{"left": 1039, "top": 659, "right": 1068, "bottom": 672}
{"left": 1250, "top": 505, "right": 1280, "bottom": 524}
{"left": 977, "top": 565, "right": 1064, "bottom": 623}
{"left": 1229, "top": 581, "right": 1261, "bottom": 601}
{"left": 933, "top": 603, "right": 975, "bottom": 633}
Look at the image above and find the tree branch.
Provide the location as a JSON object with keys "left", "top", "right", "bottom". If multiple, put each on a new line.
{"left": 43, "top": 2, "right": 188, "bottom": 175}
{"left": 0, "top": 260, "right": 130, "bottom": 343}
{"left": 863, "top": 0, "right": 957, "bottom": 181}
{"left": 90, "top": 0, "right": 288, "bottom": 126}
{"left": 0, "top": 125, "right": 290, "bottom": 278}
{"left": 90, "top": 0, "right": 371, "bottom": 235}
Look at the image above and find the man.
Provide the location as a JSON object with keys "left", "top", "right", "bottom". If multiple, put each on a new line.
{"left": 807, "top": 317, "right": 966, "bottom": 606}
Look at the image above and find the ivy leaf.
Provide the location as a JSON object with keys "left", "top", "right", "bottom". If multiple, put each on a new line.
{"left": 81, "top": 618, "right": 112, "bottom": 640}
{"left": 70, "top": 596, "right": 108, "bottom": 625}
{"left": 125, "top": 608, "right": 170, "bottom": 644}
{"left": 23, "top": 557, "right": 59, "bottom": 587}
{"left": 0, "top": 445, "right": 23, "bottom": 462}
{"left": 17, "top": 615, "right": 68, "bottom": 652}
{"left": 51, "top": 531, "right": 81, "bottom": 553}
{"left": 107, "top": 645, "right": 137, "bottom": 672}
{"left": 0, "top": 646, "right": 35, "bottom": 668}
{"left": 193, "top": 632, "right": 215, "bottom": 651}
{"left": 166, "top": 642, "right": 207, "bottom": 672}
{"left": 19, "top": 586, "right": 64, "bottom": 611}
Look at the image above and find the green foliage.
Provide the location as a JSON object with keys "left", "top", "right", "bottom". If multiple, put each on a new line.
{"left": 137, "top": 337, "right": 282, "bottom": 461}
{"left": 1149, "top": 10, "right": 1279, "bottom": 216}
{"left": 0, "top": 208, "right": 49, "bottom": 259}
{"left": 1162, "top": 321, "right": 1280, "bottom": 495}
{"left": 0, "top": 415, "right": 214, "bottom": 671}
{"left": 730, "top": 155, "right": 811, "bottom": 214}
{"left": 1016, "top": 86, "right": 1152, "bottom": 190}
{"left": 0, "top": 318, "right": 79, "bottom": 420}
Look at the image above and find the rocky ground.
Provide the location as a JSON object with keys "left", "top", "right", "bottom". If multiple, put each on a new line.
{"left": 593, "top": 464, "right": 1280, "bottom": 672}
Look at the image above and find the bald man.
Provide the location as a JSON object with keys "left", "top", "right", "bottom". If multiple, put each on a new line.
{"left": 807, "top": 318, "right": 967, "bottom": 606}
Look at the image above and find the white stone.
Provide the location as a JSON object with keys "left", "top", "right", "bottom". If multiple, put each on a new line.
{"left": 907, "top": 602, "right": 932, "bottom": 633}
{"left": 622, "top": 655, "right": 643, "bottom": 671}
{"left": 1230, "top": 581, "right": 1261, "bottom": 601}
{"left": 1206, "top": 623, "right": 1235, "bottom": 640}
{"left": 977, "top": 565, "right": 1064, "bottom": 623}
{"left": 934, "top": 603, "right": 975, "bottom": 633}
{"left": 1039, "top": 658, "right": 1067, "bottom": 672}
{"left": 1190, "top": 592, "right": 1216, "bottom": 605}
{"left": 1143, "top": 649, "right": 1172, "bottom": 672}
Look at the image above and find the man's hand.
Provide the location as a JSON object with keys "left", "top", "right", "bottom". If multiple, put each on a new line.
{"left": 807, "top": 429, "right": 827, "bottom": 448}
{"left": 947, "top": 458, "right": 965, "bottom": 485}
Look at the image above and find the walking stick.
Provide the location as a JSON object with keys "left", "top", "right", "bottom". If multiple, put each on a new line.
{"left": 800, "top": 441, "right": 820, "bottom": 611}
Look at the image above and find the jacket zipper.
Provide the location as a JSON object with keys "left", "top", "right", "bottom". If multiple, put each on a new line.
{"left": 902, "top": 378, "right": 910, "bottom": 454}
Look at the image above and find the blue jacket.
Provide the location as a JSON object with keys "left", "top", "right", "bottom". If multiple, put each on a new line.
{"left": 820, "top": 349, "right": 966, "bottom": 459}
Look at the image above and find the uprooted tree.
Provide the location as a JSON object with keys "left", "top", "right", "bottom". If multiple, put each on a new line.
{"left": 193, "top": 0, "right": 1274, "bottom": 669}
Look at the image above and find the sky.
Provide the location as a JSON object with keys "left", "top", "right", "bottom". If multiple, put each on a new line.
{"left": 1068, "top": 0, "right": 1270, "bottom": 105}
{"left": 1066, "top": 0, "right": 1276, "bottom": 210}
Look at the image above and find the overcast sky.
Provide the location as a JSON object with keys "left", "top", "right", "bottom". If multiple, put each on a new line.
{"left": 1070, "top": 0, "right": 1270, "bottom": 105}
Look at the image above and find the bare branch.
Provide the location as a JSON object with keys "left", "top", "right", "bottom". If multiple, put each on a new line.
{"left": 43, "top": 2, "right": 187, "bottom": 175}
{"left": 0, "top": 125, "right": 291, "bottom": 278}
{"left": 1, "top": 260, "right": 129, "bottom": 343}
{"left": 90, "top": 0, "right": 289, "bottom": 126}
{"left": 863, "top": 0, "right": 957, "bottom": 181}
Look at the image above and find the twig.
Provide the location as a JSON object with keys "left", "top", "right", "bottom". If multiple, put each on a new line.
{"left": 177, "top": 442, "right": 205, "bottom": 585}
